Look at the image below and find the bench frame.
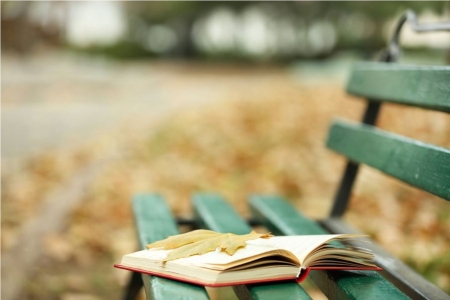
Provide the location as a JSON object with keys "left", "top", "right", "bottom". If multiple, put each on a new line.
{"left": 123, "top": 10, "right": 450, "bottom": 300}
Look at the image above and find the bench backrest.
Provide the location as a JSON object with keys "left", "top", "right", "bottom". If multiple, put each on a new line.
{"left": 327, "top": 62, "right": 450, "bottom": 218}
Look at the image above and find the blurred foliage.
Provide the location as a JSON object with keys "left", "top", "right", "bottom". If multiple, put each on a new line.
{"left": 2, "top": 1, "right": 448, "bottom": 60}
{"left": 125, "top": 1, "right": 447, "bottom": 23}
{"left": 69, "top": 42, "right": 156, "bottom": 60}
{"left": 118, "top": 1, "right": 449, "bottom": 59}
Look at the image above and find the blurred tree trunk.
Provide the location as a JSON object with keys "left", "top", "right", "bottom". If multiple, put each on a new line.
{"left": 1, "top": 2, "right": 35, "bottom": 54}
{"left": 172, "top": 16, "right": 197, "bottom": 58}
{"left": 1, "top": 2, "right": 63, "bottom": 55}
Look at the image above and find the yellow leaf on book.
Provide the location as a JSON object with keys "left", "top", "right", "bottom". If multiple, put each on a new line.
{"left": 146, "top": 230, "right": 272, "bottom": 262}
{"left": 146, "top": 229, "right": 220, "bottom": 250}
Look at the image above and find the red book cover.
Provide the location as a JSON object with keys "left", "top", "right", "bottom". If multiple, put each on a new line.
{"left": 114, "top": 264, "right": 382, "bottom": 287}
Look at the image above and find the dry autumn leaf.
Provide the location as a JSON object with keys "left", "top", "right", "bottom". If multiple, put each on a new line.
{"left": 146, "top": 230, "right": 272, "bottom": 262}
{"left": 146, "top": 229, "right": 220, "bottom": 250}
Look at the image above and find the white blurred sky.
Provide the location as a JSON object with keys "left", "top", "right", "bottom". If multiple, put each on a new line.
{"left": 65, "top": 1, "right": 127, "bottom": 47}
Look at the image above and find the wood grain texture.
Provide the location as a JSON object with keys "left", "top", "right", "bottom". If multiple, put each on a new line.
{"left": 133, "top": 194, "right": 210, "bottom": 300}
{"left": 249, "top": 195, "right": 409, "bottom": 299}
{"left": 327, "top": 120, "right": 450, "bottom": 201}
{"left": 347, "top": 62, "right": 450, "bottom": 113}
{"left": 192, "top": 193, "right": 312, "bottom": 300}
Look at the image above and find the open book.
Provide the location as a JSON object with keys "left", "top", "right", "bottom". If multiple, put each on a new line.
{"left": 115, "top": 234, "right": 381, "bottom": 287}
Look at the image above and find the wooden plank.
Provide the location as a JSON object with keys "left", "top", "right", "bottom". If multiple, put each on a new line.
{"left": 133, "top": 194, "right": 179, "bottom": 249}
{"left": 192, "top": 193, "right": 312, "bottom": 300}
{"left": 133, "top": 194, "right": 210, "bottom": 300}
{"left": 192, "top": 193, "right": 251, "bottom": 235}
{"left": 233, "top": 282, "right": 313, "bottom": 300}
{"left": 249, "top": 195, "right": 325, "bottom": 236}
{"left": 321, "top": 218, "right": 450, "bottom": 300}
{"left": 347, "top": 62, "right": 450, "bottom": 113}
{"left": 249, "top": 195, "right": 409, "bottom": 300}
{"left": 327, "top": 120, "right": 450, "bottom": 201}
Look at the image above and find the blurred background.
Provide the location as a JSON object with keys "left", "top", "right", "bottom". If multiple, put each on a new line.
{"left": 2, "top": 1, "right": 450, "bottom": 299}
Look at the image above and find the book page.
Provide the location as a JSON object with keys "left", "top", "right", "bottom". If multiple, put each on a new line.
{"left": 125, "top": 244, "right": 293, "bottom": 270}
{"left": 123, "top": 234, "right": 365, "bottom": 270}
{"left": 246, "top": 234, "right": 363, "bottom": 264}
{"left": 177, "top": 244, "right": 296, "bottom": 269}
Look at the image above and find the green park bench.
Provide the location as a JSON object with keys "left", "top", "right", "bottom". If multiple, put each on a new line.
{"left": 122, "top": 11, "right": 450, "bottom": 300}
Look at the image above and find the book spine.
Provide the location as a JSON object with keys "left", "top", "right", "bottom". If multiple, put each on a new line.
{"left": 296, "top": 268, "right": 310, "bottom": 283}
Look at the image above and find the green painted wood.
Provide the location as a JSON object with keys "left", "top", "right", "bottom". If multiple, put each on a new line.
{"left": 192, "top": 193, "right": 312, "bottom": 300}
{"left": 192, "top": 193, "right": 251, "bottom": 235}
{"left": 249, "top": 195, "right": 325, "bottom": 236}
{"left": 249, "top": 195, "right": 409, "bottom": 300}
{"left": 233, "top": 282, "right": 314, "bottom": 300}
{"left": 327, "top": 120, "right": 450, "bottom": 201}
{"left": 347, "top": 62, "right": 450, "bottom": 113}
{"left": 310, "top": 270, "right": 408, "bottom": 300}
{"left": 142, "top": 276, "right": 210, "bottom": 300}
{"left": 133, "top": 194, "right": 210, "bottom": 300}
{"left": 321, "top": 218, "right": 450, "bottom": 300}
{"left": 133, "top": 194, "right": 179, "bottom": 249}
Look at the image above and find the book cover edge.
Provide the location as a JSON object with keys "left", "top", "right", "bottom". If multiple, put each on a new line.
{"left": 114, "top": 264, "right": 382, "bottom": 287}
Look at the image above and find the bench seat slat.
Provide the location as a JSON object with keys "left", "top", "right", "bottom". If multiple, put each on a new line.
{"left": 321, "top": 217, "right": 450, "bottom": 300}
{"left": 133, "top": 194, "right": 210, "bottom": 300}
{"left": 249, "top": 195, "right": 409, "bottom": 300}
{"left": 327, "top": 120, "right": 450, "bottom": 201}
{"left": 347, "top": 62, "right": 450, "bottom": 113}
{"left": 192, "top": 193, "right": 312, "bottom": 300}
{"left": 193, "top": 193, "right": 252, "bottom": 235}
